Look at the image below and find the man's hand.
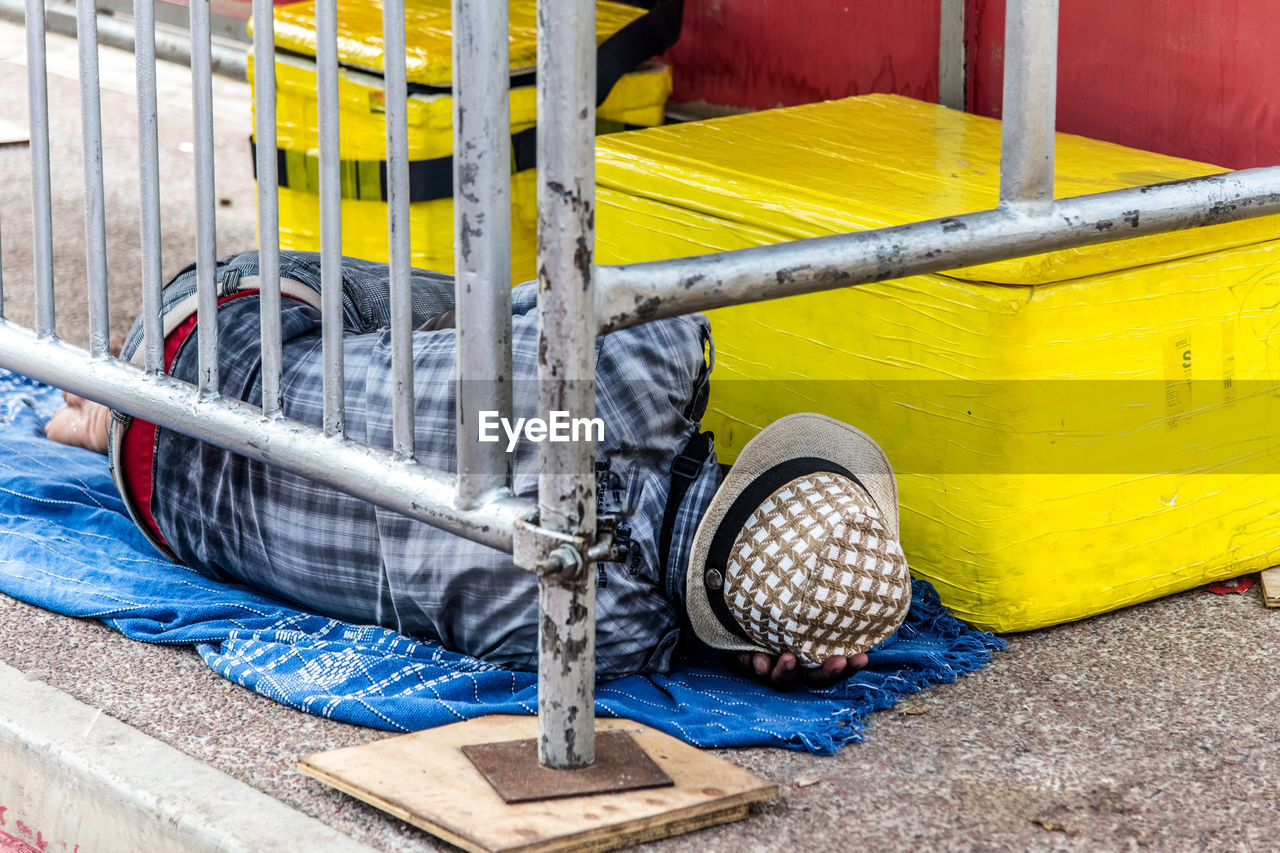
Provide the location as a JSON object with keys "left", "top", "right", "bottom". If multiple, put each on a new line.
{"left": 416, "top": 309, "right": 456, "bottom": 332}
{"left": 729, "top": 650, "right": 868, "bottom": 690}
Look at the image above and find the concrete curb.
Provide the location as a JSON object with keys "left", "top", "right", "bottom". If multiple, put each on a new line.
{"left": 0, "top": 660, "right": 376, "bottom": 852}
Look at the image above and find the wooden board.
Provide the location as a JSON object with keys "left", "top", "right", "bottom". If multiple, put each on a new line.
{"left": 298, "top": 716, "right": 777, "bottom": 853}
{"left": 1261, "top": 567, "right": 1280, "bottom": 608}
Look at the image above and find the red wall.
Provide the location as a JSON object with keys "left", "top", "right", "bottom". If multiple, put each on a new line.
{"left": 966, "top": 0, "right": 1280, "bottom": 169}
{"left": 663, "top": 0, "right": 941, "bottom": 110}
{"left": 665, "top": 0, "right": 1280, "bottom": 169}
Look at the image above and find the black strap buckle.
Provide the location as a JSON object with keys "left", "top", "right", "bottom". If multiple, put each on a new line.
{"left": 671, "top": 450, "right": 703, "bottom": 482}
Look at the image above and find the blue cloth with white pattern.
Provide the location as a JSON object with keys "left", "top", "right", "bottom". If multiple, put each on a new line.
{"left": 0, "top": 367, "right": 1002, "bottom": 753}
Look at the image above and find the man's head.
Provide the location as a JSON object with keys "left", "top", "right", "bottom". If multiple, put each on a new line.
{"left": 686, "top": 414, "right": 911, "bottom": 666}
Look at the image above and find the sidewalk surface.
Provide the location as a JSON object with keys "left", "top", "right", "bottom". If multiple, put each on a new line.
{"left": 0, "top": 19, "right": 1278, "bottom": 853}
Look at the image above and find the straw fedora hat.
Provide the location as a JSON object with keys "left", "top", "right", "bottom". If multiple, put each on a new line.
{"left": 685, "top": 413, "right": 911, "bottom": 666}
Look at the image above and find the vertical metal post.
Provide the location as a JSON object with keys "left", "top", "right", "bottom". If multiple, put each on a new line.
{"left": 253, "top": 0, "right": 283, "bottom": 416}
{"left": 535, "top": 0, "right": 597, "bottom": 770}
{"left": 316, "top": 0, "right": 344, "bottom": 438}
{"left": 77, "top": 0, "right": 110, "bottom": 355}
{"left": 135, "top": 0, "right": 163, "bottom": 373}
{"left": 383, "top": 0, "right": 414, "bottom": 459}
{"left": 190, "top": 0, "right": 219, "bottom": 394}
{"left": 26, "top": 0, "right": 54, "bottom": 338}
{"left": 453, "top": 0, "right": 513, "bottom": 505}
{"left": 999, "top": 0, "right": 1059, "bottom": 207}
{"left": 938, "top": 0, "right": 966, "bottom": 111}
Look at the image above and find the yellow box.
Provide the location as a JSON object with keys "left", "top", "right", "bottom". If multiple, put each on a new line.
{"left": 252, "top": 0, "right": 672, "bottom": 280}
{"left": 595, "top": 93, "right": 1280, "bottom": 632}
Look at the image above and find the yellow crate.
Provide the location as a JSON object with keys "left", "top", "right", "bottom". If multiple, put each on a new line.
{"left": 251, "top": 0, "right": 672, "bottom": 280}
{"left": 595, "top": 93, "right": 1280, "bottom": 633}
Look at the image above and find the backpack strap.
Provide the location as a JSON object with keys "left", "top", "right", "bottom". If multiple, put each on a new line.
{"left": 595, "top": 0, "right": 685, "bottom": 105}
{"left": 658, "top": 428, "right": 714, "bottom": 595}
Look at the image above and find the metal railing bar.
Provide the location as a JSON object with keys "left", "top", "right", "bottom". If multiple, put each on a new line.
{"left": 595, "top": 166, "right": 1280, "bottom": 333}
{"left": 252, "top": 0, "right": 282, "bottom": 416}
{"left": 135, "top": 0, "right": 163, "bottom": 373}
{"left": 452, "top": 0, "right": 513, "bottom": 506}
{"left": 316, "top": 0, "right": 344, "bottom": 438}
{"left": 0, "top": 326, "right": 537, "bottom": 551}
{"left": 383, "top": 0, "right": 414, "bottom": 460}
{"left": 938, "top": 0, "right": 965, "bottom": 111}
{"left": 76, "top": 0, "right": 110, "bottom": 356}
{"left": 26, "top": 0, "right": 55, "bottom": 338}
{"left": 534, "top": 0, "right": 598, "bottom": 771}
{"left": 999, "top": 0, "right": 1058, "bottom": 207}
{"left": 0, "top": 0, "right": 248, "bottom": 79}
{"left": 190, "top": 0, "right": 219, "bottom": 396}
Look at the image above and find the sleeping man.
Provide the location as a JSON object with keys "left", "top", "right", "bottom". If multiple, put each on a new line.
{"left": 46, "top": 251, "right": 912, "bottom": 689}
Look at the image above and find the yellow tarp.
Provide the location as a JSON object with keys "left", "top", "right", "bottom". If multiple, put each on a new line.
{"left": 596, "top": 93, "right": 1280, "bottom": 632}
{"left": 269, "top": 0, "right": 647, "bottom": 87}
{"left": 598, "top": 94, "right": 1280, "bottom": 285}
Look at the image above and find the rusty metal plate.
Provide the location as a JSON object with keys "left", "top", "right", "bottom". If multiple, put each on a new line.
{"left": 460, "top": 730, "right": 674, "bottom": 804}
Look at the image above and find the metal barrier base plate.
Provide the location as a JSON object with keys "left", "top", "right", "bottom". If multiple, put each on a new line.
{"left": 460, "top": 731, "right": 673, "bottom": 803}
{"left": 298, "top": 715, "right": 777, "bottom": 853}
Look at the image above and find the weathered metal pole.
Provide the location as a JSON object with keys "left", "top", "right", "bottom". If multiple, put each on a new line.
{"left": 999, "top": 0, "right": 1059, "bottom": 208}
{"left": 134, "top": 0, "right": 164, "bottom": 373}
{"left": 316, "top": 0, "right": 345, "bottom": 437}
{"left": 77, "top": 0, "right": 110, "bottom": 356}
{"left": 453, "top": 0, "right": 514, "bottom": 506}
{"left": 252, "top": 0, "right": 283, "bottom": 417}
{"left": 535, "top": 0, "right": 598, "bottom": 769}
{"left": 938, "top": 0, "right": 966, "bottom": 111}
{"left": 25, "top": 0, "right": 54, "bottom": 338}
{"left": 190, "top": 0, "right": 220, "bottom": 395}
{"left": 593, "top": 166, "right": 1280, "bottom": 333}
{"left": 384, "top": 0, "right": 415, "bottom": 459}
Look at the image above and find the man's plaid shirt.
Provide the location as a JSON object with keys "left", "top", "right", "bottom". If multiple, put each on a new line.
{"left": 116, "top": 252, "right": 720, "bottom": 679}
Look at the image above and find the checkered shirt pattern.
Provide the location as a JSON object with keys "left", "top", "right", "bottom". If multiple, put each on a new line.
{"left": 119, "top": 251, "right": 720, "bottom": 680}
{"left": 724, "top": 472, "right": 910, "bottom": 665}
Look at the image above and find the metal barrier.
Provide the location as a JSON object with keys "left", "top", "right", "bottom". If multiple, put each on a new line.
{"left": 2, "top": 0, "right": 1279, "bottom": 772}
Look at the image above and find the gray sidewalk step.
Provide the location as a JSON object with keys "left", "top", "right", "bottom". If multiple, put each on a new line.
{"left": 0, "top": 660, "right": 375, "bottom": 853}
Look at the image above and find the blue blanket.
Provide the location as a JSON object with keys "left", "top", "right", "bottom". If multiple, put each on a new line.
{"left": 0, "top": 371, "right": 1003, "bottom": 754}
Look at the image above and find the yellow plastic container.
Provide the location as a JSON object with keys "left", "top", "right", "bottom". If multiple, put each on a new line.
{"left": 252, "top": 0, "right": 672, "bottom": 280}
{"left": 595, "top": 93, "right": 1280, "bottom": 633}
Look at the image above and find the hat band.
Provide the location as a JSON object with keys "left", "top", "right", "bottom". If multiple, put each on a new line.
{"left": 703, "top": 457, "right": 859, "bottom": 644}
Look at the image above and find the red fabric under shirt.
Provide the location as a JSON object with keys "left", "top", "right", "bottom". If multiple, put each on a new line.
{"left": 119, "top": 290, "right": 263, "bottom": 546}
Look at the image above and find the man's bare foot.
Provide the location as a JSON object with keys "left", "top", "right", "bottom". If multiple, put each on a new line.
{"left": 730, "top": 650, "right": 869, "bottom": 690}
{"left": 45, "top": 392, "right": 111, "bottom": 454}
